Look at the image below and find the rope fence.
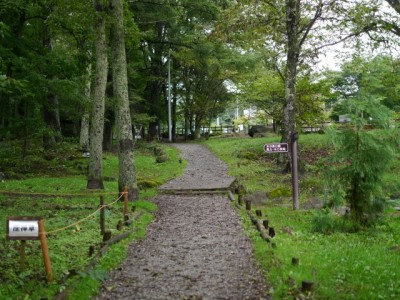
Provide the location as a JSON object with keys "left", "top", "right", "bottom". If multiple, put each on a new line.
{"left": 5, "top": 188, "right": 134, "bottom": 283}
{"left": 45, "top": 192, "right": 126, "bottom": 235}
{"left": 0, "top": 189, "right": 120, "bottom": 198}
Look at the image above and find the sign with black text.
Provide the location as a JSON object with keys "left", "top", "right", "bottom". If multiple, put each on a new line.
{"left": 7, "top": 217, "right": 40, "bottom": 240}
{"left": 263, "top": 143, "right": 288, "bottom": 153}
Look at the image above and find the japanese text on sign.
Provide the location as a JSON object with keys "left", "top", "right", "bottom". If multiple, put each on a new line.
{"left": 263, "top": 143, "right": 288, "bottom": 153}
{"left": 7, "top": 219, "right": 40, "bottom": 240}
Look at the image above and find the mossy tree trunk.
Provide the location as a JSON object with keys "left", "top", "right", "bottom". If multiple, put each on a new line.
{"left": 110, "top": 0, "right": 139, "bottom": 200}
{"left": 43, "top": 24, "right": 62, "bottom": 149}
{"left": 80, "top": 64, "right": 91, "bottom": 152}
{"left": 87, "top": 0, "right": 108, "bottom": 190}
{"left": 281, "top": 0, "right": 299, "bottom": 172}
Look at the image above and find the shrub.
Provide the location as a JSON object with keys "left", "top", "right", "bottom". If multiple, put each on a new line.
{"left": 325, "top": 92, "right": 397, "bottom": 227}
{"left": 269, "top": 187, "right": 291, "bottom": 199}
{"left": 237, "top": 151, "right": 259, "bottom": 161}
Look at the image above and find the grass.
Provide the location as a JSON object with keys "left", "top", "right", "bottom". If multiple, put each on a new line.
{"left": 2, "top": 134, "right": 400, "bottom": 299}
{"left": 0, "top": 140, "right": 184, "bottom": 300}
{"left": 204, "top": 133, "right": 400, "bottom": 299}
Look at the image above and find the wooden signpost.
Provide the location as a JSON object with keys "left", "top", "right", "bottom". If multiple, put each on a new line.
{"left": 263, "top": 143, "right": 288, "bottom": 153}
{"left": 6, "top": 217, "right": 53, "bottom": 282}
{"left": 264, "top": 132, "right": 299, "bottom": 210}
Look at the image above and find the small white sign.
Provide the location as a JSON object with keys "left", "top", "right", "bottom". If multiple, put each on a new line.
{"left": 8, "top": 220, "right": 39, "bottom": 238}
{"left": 264, "top": 143, "right": 288, "bottom": 153}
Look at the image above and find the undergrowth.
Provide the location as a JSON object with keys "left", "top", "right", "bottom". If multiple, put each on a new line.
{"left": 205, "top": 133, "right": 400, "bottom": 299}
{"left": 0, "top": 140, "right": 184, "bottom": 300}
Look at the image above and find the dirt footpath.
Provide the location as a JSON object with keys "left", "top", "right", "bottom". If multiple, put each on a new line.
{"left": 95, "top": 144, "right": 269, "bottom": 300}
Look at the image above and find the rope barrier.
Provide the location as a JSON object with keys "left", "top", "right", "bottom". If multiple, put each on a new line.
{"left": 44, "top": 193, "right": 126, "bottom": 235}
{"left": 0, "top": 190, "right": 123, "bottom": 197}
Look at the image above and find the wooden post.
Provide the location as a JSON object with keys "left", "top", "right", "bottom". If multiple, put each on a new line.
{"left": 256, "top": 209, "right": 262, "bottom": 217}
{"left": 123, "top": 187, "right": 129, "bottom": 216}
{"left": 245, "top": 199, "right": 251, "bottom": 211}
{"left": 263, "top": 219, "right": 269, "bottom": 229}
{"left": 292, "top": 257, "right": 299, "bottom": 266}
{"left": 238, "top": 194, "right": 244, "bottom": 206}
{"left": 291, "top": 132, "right": 299, "bottom": 210}
{"left": 268, "top": 227, "right": 275, "bottom": 238}
{"left": 302, "top": 281, "right": 314, "bottom": 292}
{"left": 38, "top": 220, "right": 53, "bottom": 283}
{"left": 100, "top": 195, "right": 105, "bottom": 235}
{"left": 103, "top": 230, "right": 112, "bottom": 242}
{"left": 88, "top": 245, "right": 95, "bottom": 257}
{"left": 19, "top": 240, "right": 26, "bottom": 272}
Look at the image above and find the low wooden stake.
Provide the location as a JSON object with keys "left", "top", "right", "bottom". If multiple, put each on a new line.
{"left": 263, "top": 219, "right": 269, "bottom": 229}
{"left": 103, "top": 230, "right": 112, "bottom": 242}
{"left": 100, "top": 195, "right": 105, "bottom": 235}
{"left": 248, "top": 211, "right": 271, "bottom": 242}
{"left": 238, "top": 194, "right": 244, "bottom": 206}
{"left": 302, "top": 280, "right": 314, "bottom": 292}
{"left": 88, "top": 245, "right": 95, "bottom": 257}
{"left": 292, "top": 257, "right": 299, "bottom": 266}
{"left": 269, "top": 227, "right": 275, "bottom": 238}
{"left": 245, "top": 199, "right": 252, "bottom": 211}
{"left": 117, "top": 220, "right": 123, "bottom": 231}
{"left": 256, "top": 209, "right": 262, "bottom": 217}
{"left": 228, "top": 190, "right": 235, "bottom": 202}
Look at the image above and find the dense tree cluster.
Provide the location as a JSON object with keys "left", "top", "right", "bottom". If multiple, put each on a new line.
{"left": 1, "top": 0, "right": 399, "bottom": 206}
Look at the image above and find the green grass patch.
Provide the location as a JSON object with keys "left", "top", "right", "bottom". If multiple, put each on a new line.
{"left": 0, "top": 141, "right": 184, "bottom": 300}
{"left": 204, "top": 133, "right": 400, "bottom": 299}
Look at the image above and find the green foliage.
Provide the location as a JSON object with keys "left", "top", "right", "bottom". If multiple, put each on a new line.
{"left": 327, "top": 55, "right": 400, "bottom": 117}
{"left": 205, "top": 134, "right": 400, "bottom": 299}
{"left": 137, "top": 179, "right": 162, "bottom": 189}
{"left": 0, "top": 141, "right": 185, "bottom": 299}
{"left": 269, "top": 187, "right": 291, "bottom": 199}
{"left": 325, "top": 89, "right": 397, "bottom": 226}
{"left": 237, "top": 150, "right": 259, "bottom": 161}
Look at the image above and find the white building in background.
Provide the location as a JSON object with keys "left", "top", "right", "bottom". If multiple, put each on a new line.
{"left": 339, "top": 115, "right": 351, "bottom": 123}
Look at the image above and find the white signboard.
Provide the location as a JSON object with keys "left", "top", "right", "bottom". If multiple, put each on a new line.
{"left": 264, "top": 143, "right": 288, "bottom": 153}
{"left": 7, "top": 218, "right": 40, "bottom": 240}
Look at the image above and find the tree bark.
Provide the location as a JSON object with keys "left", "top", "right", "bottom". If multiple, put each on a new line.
{"left": 43, "top": 25, "right": 62, "bottom": 149}
{"left": 172, "top": 81, "right": 177, "bottom": 141}
{"left": 281, "top": 0, "right": 300, "bottom": 171}
{"left": 80, "top": 64, "right": 91, "bottom": 152}
{"left": 87, "top": 0, "right": 108, "bottom": 190}
{"left": 110, "top": 0, "right": 139, "bottom": 200}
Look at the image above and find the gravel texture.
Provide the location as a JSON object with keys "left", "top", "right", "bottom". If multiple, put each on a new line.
{"left": 95, "top": 144, "right": 269, "bottom": 300}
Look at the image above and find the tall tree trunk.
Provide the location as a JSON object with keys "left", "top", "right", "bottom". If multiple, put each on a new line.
{"left": 87, "top": 0, "right": 108, "bottom": 190}
{"left": 103, "top": 107, "right": 114, "bottom": 152}
{"left": 43, "top": 25, "right": 62, "bottom": 149}
{"left": 172, "top": 82, "right": 177, "bottom": 141}
{"left": 146, "top": 22, "right": 165, "bottom": 142}
{"left": 110, "top": 0, "right": 139, "bottom": 200}
{"left": 281, "top": 0, "right": 299, "bottom": 171}
{"left": 43, "top": 94, "right": 62, "bottom": 149}
{"left": 194, "top": 116, "right": 201, "bottom": 139}
{"left": 80, "top": 64, "right": 91, "bottom": 152}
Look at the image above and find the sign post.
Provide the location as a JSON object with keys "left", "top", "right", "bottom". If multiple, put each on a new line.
{"left": 38, "top": 219, "right": 53, "bottom": 283}
{"left": 291, "top": 132, "right": 299, "bottom": 210}
{"left": 7, "top": 217, "right": 53, "bottom": 282}
{"left": 263, "top": 143, "right": 288, "bottom": 153}
{"left": 263, "top": 134, "right": 300, "bottom": 210}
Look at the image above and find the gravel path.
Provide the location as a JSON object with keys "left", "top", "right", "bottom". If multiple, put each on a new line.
{"left": 95, "top": 144, "right": 269, "bottom": 300}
